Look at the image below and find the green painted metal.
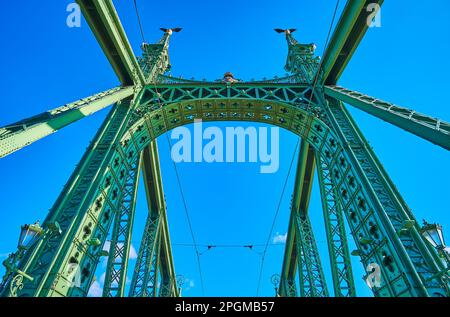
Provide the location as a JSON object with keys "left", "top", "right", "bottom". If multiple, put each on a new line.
{"left": 128, "top": 140, "right": 178, "bottom": 297}
{"left": 103, "top": 151, "right": 143, "bottom": 297}
{"left": 0, "top": 6, "right": 174, "bottom": 296}
{"left": 320, "top": 94, "right": 449, "bottom": 296}
{"left": 3, "top": 82, "right": 448, "bottom": 296}
{"left": 295, "top": 214, "right": 329, "bottom": 297}
{"left": 279, "top": 140, "right": 329, "bottom": 297}
{"left": 0, "top": 97, "right": 136, "bottom": 297}
{"left": 279, "top": 140, "right": 317, "bottom": 297}
{"left": 0, "top": 86, "right": 133, "bottom": 158}
{"left": 316, "top": 150, "right": 356, "bottom": 297}
{"left": 76, "top": 0, "right": 146, "bottom": 86}
{"left": 325, "top": 85, "right": 450, "bottom": 151}
{"left": 139, "top": 37, "right": 173, "bottom": 83}
{"left": 129, "top": 215, "right": 161, "bottom": 297}
{"left": 278, "top": 216, "right": 299, "bottom": 297}
{"left": 1, "top": 0, "right": 449, "bottom": 298}
{"left": 321, "top": 0, "right": 384, "bottom": 85}
{"left": 281, "top": 31, "right": 321, "bottom": 84}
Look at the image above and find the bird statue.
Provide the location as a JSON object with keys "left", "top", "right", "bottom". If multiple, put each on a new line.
{"left": 160, "top": 27, "right": 183, "bottom": 35}
{"left": 274, "top": 28, "right": 297, "bottom": 35}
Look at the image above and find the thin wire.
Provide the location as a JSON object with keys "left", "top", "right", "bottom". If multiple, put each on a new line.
{"left": 165, "top": 134, "right": 206, "bottom": 296}
{"left": 173, "top": 243, "right": 286, "bottom": 248}
{"left": 130, "top": 0, "right": 341, "bottom": 297}
{"left": 152, "top": 74, "right": 206, "bottom": 295}
{"left": 131, "top": 0, "right": 206, "bottom": 295}
{"left": 255, "top": 0, "right": 341, "bottom": 296}
{"left": 133, "top": 0, "right": 146, "bottom": 43}
{"left": 255, "top": 138, "right": 300, "bottom": 296}
{"left": 308, "top": 0, "right": 341, "bottom": 107}
{"left": 151, "top": 86, "right": 206, "bottom": 295}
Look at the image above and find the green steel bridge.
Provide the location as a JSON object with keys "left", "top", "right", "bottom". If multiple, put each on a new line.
{"left": 0, "top": 0, "right": 449, "bottom": 297}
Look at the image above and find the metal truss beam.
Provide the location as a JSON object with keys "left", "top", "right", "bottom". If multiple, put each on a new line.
{"left": 316, "top": 153, "right": 356, "bottom": 297}
{"left": 295, "top": 213, "right": 329, "bottom": 297}
{"left": 279, "top": 212, "right": 299, "bottom": 297}
{"left": 0, "top": 23, "right": 175, "bottom": 297}
{"left": 321, "top": 0, "right": 384, "bottom": 85}
{"left": 157, "top": 216, "right": 178, "bottom": 297}
{"left": 0, "top": 97, "right": 138, "bottom": 297}
{"left": 319, "top": 93, "right": 449, "bottom": 296}
{"left": 325, "top": 85, "right": 450, "bottom": 150}
{"left": 103, "top": 152, "right": 142, "bottom": 297}
{"left": 129, "top": 213, "right": 161, "bottom": 297}
{"left": 129, "top": 141, "right": 178, "bottom": 297}
{"left": 142, "top": 141, "right": 178, "bottom": 297}
{"left": 280, "top": 141, "right": 328, "bottom": 297}
{"left": 77, "top": 0, "right": 146, "bottom": 86}
{"left": 2, "top": 64, "right": 448, "bottom": 298}
{"left": 0, "top": 86, "right": 133, "bottom": 158}
{"left": 280, "top": 140, "right": 314, "bottom": 296}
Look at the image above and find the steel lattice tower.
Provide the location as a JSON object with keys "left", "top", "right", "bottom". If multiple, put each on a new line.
{"left": 1, "top": 0, "right": 449, "bottom": 297}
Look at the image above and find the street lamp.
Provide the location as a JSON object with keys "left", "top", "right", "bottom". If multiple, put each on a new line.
{"left": 17, "top": 222, "right": 43, "bottom": 251}
{"left": 421, "top": 220, "right": 450, "bottom": 266}
{"left": 176, "top": 275, "right": 186, "bottom": 296}
{"left": 271, "top": 274, "right": 280, "bottom": 297}
{"left": 420, "top": 220, "right": 450, "bottom": 297}
{"left": 1, "top": 220, "right": 60, "bottom": 296}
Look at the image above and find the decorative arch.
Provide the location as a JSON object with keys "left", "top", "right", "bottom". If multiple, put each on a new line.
{"left": 59, "top": 97, "right": 427, "bottom": 297}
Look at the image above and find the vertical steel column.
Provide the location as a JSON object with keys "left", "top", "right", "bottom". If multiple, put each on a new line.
{"left": 128, "top": 215, "right": 160, "bottom": 297}
{"left": 103, "top": 152, "right": 143, "bottom": 297}
{"left": 279, "top": 211, "right": 299, "bottom": 297}
{"left": 319, "top": 92, "right": 448, "bottom": 296}
{"left": 280, "top": 140, "right": 329, "bottom": 297}
{"left": 295, "top": 214, "right": 329, "bottom": 297}
{"left": 0, "top": 97, "right": 140, "bottom": 297}
{"left": 316, "top": 153, "right": 356, "bottom": 296}
{"left": 129, "top": 141, "right": 178, "bottom": 297}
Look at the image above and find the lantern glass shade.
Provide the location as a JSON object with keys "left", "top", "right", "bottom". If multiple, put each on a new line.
{"left": 18, "top": 223, "right": 43, "bottom": 250}
{"left": 421, "top": 223, "right": 445, "bottom": 249}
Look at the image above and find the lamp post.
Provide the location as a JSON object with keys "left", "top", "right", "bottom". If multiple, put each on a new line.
{"left": 271, "top": 274, "right": 280, "bottom": 297}
{"left": 176, "top": 274, "right": 186, "bottom": 296}
{"left": 420, "top": 220, "right": 450, "bottom": 266}
{"left": 1, "top": 220, "right": 61, "bottom": 297}
{"left": 420, "top": 220, "right": 450, "bottom": 296}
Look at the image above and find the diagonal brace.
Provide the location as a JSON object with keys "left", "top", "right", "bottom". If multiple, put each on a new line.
{"left": 325, "top": 85, "right": 450, "bottom": 150}
{"left": 280, "top": 140, "right": 329, "bottom": 297}
{"left": 77, "top": 0, "right": 146, "bottom": 86}
{"left": 321, "top": 0, "right": 384, "bottom": 85}
{"left": 0, "top": 86, "right": 133, "bottom": 158}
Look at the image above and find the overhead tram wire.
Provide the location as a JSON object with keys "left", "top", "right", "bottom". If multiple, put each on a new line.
{"left": 308, "top": 0, "right": 341, "bottom": 107}
{"left": 255, "top": 139, "right": 300, "bottom": 296}
{"left": 254, "top": 0, "right": 341, "bottom": 296}
{"left": 153, "top": 72, "right": 207, "bottom": 296}
{"left": 164, "top": 135, "right": 207, "bottom": 296}
{"left": 133, "top": 0, "right": 146, "bottom": 43}
{"left": 131, "top": 2, "right": 206, "bottom": 295}
{"left": 173, "top": 243, "right": 285, "bottom": 248}
{"left": 132, "top": 0, "right": 340, "bottom": 297}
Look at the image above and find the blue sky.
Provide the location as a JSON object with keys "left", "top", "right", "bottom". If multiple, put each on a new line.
{"left": 0, "top": 1, "right": 449, "bottom": 297}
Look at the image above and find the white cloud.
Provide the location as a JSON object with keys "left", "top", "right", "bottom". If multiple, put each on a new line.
{"left": 102, "top": 241, "right": 111, "bottom": 252}
{"left": 88, "top": 279, "right": 103, "bottom": 297}
{"left": 273, "top": 232, "right": 287, "bottom": 244}
{"left": 100, "top": 272, "right": 106, "bottom": 284}
{"left": 129, "top": 245, "right": 138, "bottom": 260}
{"left": 182, "top": 278, "right": 195, "bottom": 292}
{"left": 102, "top": 241, "right": 138, "bottom": 260}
